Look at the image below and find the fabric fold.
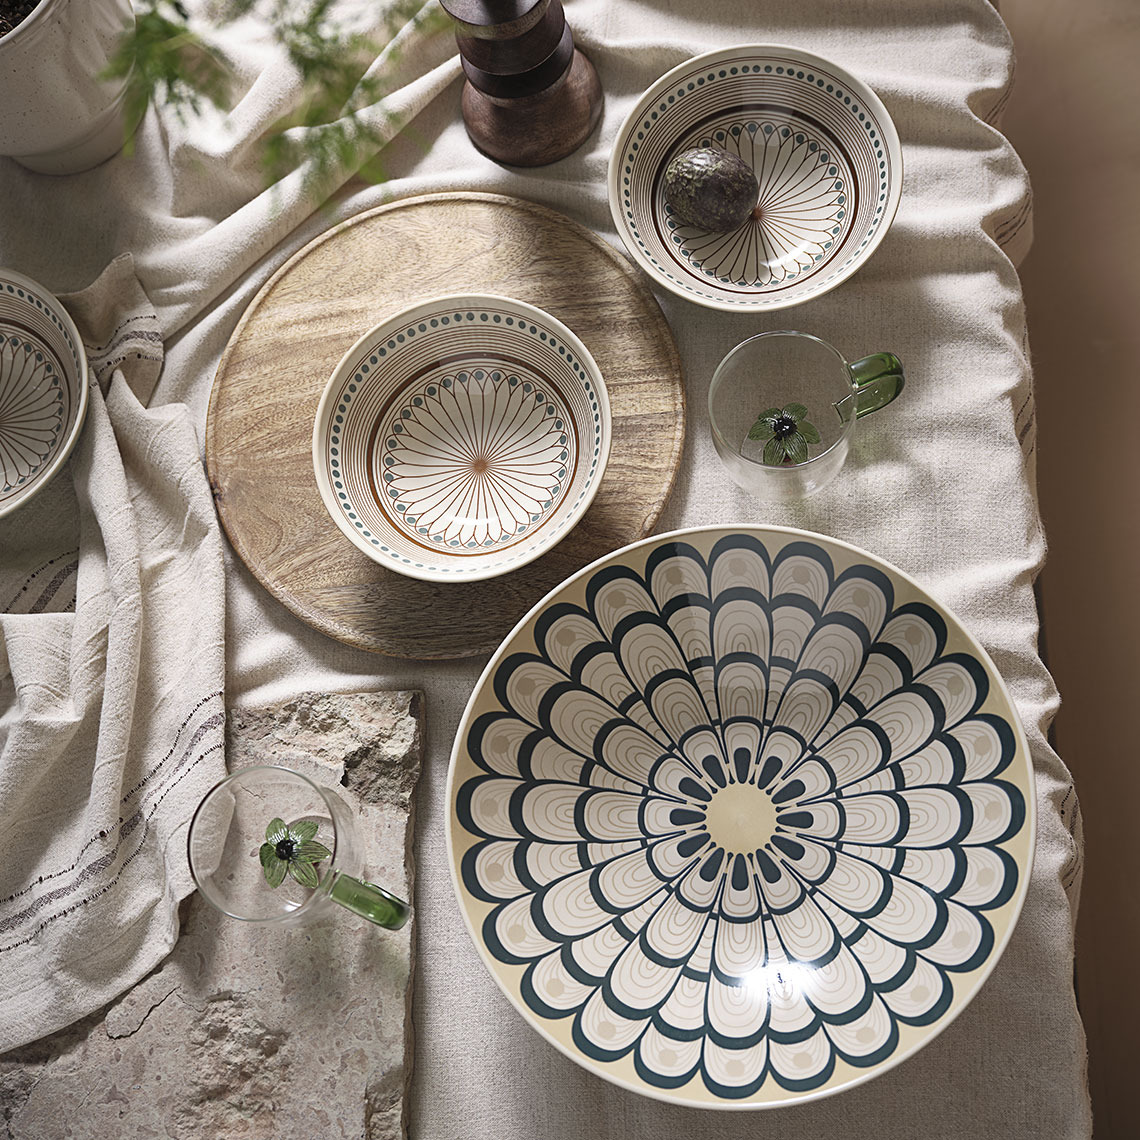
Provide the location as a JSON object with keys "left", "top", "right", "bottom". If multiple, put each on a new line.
{"left": 0, "top": 254, "right": 226, "bottom": 1052}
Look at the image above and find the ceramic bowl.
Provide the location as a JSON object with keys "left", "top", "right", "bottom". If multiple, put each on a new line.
{"left": 312, "top": 294, "right": 611, "bottom": 582}
{"left": 448, "top": 526, "right": 1034, "bottom": 1108}
{"left": 0, "top": 267, "right": 89, "bottom": 519}
{"left": 608, "top": 45, "right": 903, "bottom": 312}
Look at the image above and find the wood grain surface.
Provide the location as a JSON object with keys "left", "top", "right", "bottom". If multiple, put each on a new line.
{"left": 205, "top": 193, "right": 685, "bottom": 659}
{"left": 460, "top": 49, "right": 603, "bottom": 166}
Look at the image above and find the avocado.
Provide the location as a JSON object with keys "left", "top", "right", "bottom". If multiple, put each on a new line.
{"left": 663, "top": 147, "right": 759, "bottom": 232}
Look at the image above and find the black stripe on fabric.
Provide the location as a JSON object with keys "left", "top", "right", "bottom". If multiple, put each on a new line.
{"left": 2, "top": 549, "right": 78, "bottom": 612}
{"left": 0, "top": 742, "right": 224, "bottom": 954}
{"left": 82, "top": 314, "right": 157, "bottom": 357}
{"left": 0, "top": 691, "right": 224, "bottom": 907}
{"left": 27, "top": 560, "right": 78, "bottom": 614}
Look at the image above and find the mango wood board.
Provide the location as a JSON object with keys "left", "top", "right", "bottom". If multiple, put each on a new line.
{"left": 205, "top": 192, "right": 685, "bottom": 659}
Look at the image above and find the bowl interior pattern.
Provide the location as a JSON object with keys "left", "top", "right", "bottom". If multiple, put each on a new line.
{"left": 448, "top": 528, "right": 1033, "bottom": 1108}
{"left": 609, "top": 46, "right": 901, "bottom": 311}
{"left": 314, "top": 296, "right": 609, "bottom": 581}
{"left": 0, "top": 270, "right": 87, "bottom": 518}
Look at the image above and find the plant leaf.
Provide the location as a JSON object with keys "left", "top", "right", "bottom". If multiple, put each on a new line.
{"left": 101, "top": 4, "right": 234, "bottom": 159}
{"left": 785, "top": 432, "right": 809, "bottom": 464}
{"left": 297, "top": 840, "right": 332, "bottom": 863}
{"left": 799, "top": 419, "right": 821, "bottom": 444}
{"left": 260, "top": 844, "right": 288, "bottom": 888}
{"left": 265, "top": 817, "right": 287, "bottom": 842}
{"left": 749, "top": 407, "right": 786, "bottom": 440}
{"left": 763, "top": 437, "right": 786, "bottom": 466}
{"left": 783, "top": 403, "right": 808, "bottom": 422}
{"left": 289, "top": 859, "right": 320, "bottom": 890}
{"left": 290, "top": 819, "right": 319, "bottom": 842}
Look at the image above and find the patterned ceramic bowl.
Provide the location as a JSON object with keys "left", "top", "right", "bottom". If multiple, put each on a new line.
{"left": 607, "top": 45, "right": 903, "bottom": 312}
{"left": 0, "top": 267, "right": 89, "bottom": 519}
{"left": 312, "top": 294, "right": 611, "bottom": 582}
{"left": 448, "top": 526, "right": 1034, "bottom": 1108}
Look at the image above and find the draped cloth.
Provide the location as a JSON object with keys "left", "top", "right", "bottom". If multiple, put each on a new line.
{"left": 0, "top": 0, "right": 1089, "bottom": 1135}
{"left": 0, "top": 255, "right": 226, "bottom": 1051}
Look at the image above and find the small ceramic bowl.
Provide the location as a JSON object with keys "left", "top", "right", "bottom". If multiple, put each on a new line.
{"left": 0, "top": 267, "right": 89, "bottom": 519}
{"left": 313, "top": 294, "right": 611, "bottom": 582}
{"left": 608, "top": 44, "right": 903, "bottom": 312}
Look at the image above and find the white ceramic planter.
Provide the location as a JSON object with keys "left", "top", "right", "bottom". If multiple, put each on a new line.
{"left": 0, "top": 0, "right": 136, "bottom": 174}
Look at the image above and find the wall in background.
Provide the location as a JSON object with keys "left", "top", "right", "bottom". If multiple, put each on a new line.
{"left": 999, "top": 1, "right": 1139, "bottom": 1136}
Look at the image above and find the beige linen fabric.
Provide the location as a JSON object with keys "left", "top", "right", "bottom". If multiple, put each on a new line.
{"left": 0, "top": 255, "right": 226, "bottom": 1052}
{"left": 0, "top": 0, "right": 1089, "bottom": 1135}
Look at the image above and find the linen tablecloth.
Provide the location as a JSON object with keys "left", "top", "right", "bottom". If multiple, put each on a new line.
{"left": 0, "top": 254, "right": 227, "bottom": 1051}
{"left": 0, "top": 0, "right": 1090, "bottom": 1135}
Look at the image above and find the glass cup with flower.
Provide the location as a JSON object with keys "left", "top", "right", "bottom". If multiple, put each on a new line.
{"left": 708, "top": 330, "right": 904, "bottom": 500}
{"left": 187, "top": 765, "right": 410, "bottom": 929}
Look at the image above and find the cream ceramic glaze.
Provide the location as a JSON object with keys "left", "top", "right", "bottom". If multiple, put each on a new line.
{"left": 0, "top": 0, "right": 135, "bottom": 173}
{"left": 313, "top": 293, "right": 611, "bottom": 583}
{"left": 608, "top": 45, "right": 903, "bottom": 312}
{"left": 448, "top": 526, "right": 1034, "bottom": 1108}
{"left": 0, "top": 266, "right": 89, "bottom": 518}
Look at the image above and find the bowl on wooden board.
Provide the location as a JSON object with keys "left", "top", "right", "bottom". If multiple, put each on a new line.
{"left": 312, "top": 293, "right": 611, "bottom": 583}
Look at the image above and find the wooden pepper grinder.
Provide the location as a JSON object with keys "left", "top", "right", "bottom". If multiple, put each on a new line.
{"left": 440, "top": 0, "right": 603, "bottom": 166}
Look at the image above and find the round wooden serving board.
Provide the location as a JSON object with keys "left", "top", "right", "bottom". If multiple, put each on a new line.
{"left": 205, "top": 192, "right": 685, "bottom": 659}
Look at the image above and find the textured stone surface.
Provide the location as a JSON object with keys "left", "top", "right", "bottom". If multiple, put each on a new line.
{"left": 0, "top": 690, "right": 423, "bottom": 1140}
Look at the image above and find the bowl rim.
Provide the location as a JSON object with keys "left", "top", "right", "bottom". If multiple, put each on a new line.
{"left": 445, "top": 523, "right": 1036, "bottom": 1109}
{"left": 606, "top": 43, "right": 904, "bottom": 313}
{"left": 311, "top": 291, "right": 612, "bottom": 583}
{"left": 0, "top": 265, "right": 90, "bottom": 521}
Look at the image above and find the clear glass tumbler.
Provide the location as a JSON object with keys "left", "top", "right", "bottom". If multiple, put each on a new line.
{"left": 708, "top": 330, "right": 904, "bottom": 500}
{"left": 187, "top": 765, "right": 410, "bottom": 929}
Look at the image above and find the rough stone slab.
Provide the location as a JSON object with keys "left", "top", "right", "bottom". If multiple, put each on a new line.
{"left": 0, "top": 690, "right": 423, "bottom": 1140}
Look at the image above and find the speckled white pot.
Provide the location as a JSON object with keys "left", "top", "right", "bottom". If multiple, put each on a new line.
{"left": 0, "top": 0, "right": 136, "bottom": 174}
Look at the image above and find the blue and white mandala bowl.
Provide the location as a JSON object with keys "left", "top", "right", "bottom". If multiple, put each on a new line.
{"left": 447, "top": 527, "right": 1033, "bottom": 1108}
{"left": 313, "top": 294, "right": 610, "bottom": 582}
{"left": 607, "top": 45, "right": 903, "bottom": 312}
{"left": 0, "top": 267, "right": 88, "bottom": 519}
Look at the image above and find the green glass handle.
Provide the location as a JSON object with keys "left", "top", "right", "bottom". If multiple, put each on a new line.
{"left": 848, "top": 352, "right": 905, "bottom": 418}
{"left": 329, "top": 873, "right": 410, "bottom": 929}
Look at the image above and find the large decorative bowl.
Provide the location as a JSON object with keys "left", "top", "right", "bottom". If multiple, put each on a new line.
{"left": 0, "top": 267, "right": 88, "bottom": 519}
{"left": 447, "top": 526, "right": 1033, "bottom": 1108}
{"left": 313, "top": 294, "right": 610, "bottom": 583}
{"left": 607, "top": 45, "right": 903, "bottom": 312}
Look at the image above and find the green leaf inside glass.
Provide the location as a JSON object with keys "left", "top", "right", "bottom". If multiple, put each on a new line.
{"left": 258, "top": 816, "right": 333, "bottom": 891}
{"left": 748, "top": 403, "right": 821, "bottom": 467}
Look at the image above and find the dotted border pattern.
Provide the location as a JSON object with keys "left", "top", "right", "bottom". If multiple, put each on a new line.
{"left": 613, "top": 51, "right": 899, "bottom": 309}
{"left": 324, "top": 308, "right": 605, "bottom": 575}
{"left": 0, "top": 332, "right": 64, "bottom": 492}
{"left": 0, "top": 281, "right": 83, "bottom": 380}
{"left": 0, "top": 274, "right": 85, "bottom": 512}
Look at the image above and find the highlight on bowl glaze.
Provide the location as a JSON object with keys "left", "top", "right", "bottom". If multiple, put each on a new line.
{"left": 0, "top": 267, "right": 89, "bottom": 519}
{"left": 312, "top": 294, "right": 611, "bottom": 582}
{"left": 447, "top": 526, "right": 1034, "bottom": 1108}
{"left": 607, "top": 45, "right": 903, "bottom": 311}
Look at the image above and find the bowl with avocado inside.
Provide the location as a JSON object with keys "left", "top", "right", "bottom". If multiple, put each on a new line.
{"left": 608, "top": 45, "right": 902, "bottom": 312}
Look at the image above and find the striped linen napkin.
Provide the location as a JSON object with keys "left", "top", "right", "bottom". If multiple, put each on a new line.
{"left": 0, "top": 254, "right": 226, "bottom": 1052}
